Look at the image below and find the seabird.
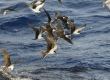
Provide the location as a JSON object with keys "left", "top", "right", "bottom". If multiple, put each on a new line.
{"left": 41, "top": 35, "right": 53, "bottom": 58}
{"left": 102, "top": 0, "right": 110, "bottom": 11}
{"left": 2, "top": 8, "right": 17, "bottom": 15}
{"left": 28, "top": 23, "right": 42, "bottom": 40}
{"left": 25, "top": 0, "right": 42, "bottom": 8}
{"left": 27, "top": 0, "right": 46, "bottom": 13}
{"left": 1, "top": 48, "right": 21, "bottom": 72}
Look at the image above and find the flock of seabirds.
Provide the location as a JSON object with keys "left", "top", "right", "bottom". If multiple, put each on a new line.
{"left": 0, "top": 0, "right": 110, "bottom": 77}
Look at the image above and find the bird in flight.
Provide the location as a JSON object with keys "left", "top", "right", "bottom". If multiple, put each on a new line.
{"left": 2, "top": 8, "right": 17, "bottom": 15}
{"left": 1, "top": 48, "right": 21, "bottom": 73}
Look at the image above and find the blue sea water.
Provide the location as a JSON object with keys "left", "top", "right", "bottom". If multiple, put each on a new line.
{"left": 0, "top": 0, "right": 110, "bottom": 80}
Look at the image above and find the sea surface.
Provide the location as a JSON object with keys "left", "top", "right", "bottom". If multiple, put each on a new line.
{"left": 0, "top": 0, "right": 110, "bottom": 80}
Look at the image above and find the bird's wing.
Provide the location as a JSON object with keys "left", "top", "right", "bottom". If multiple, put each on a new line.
{"left": 62, "top": 35, "right": 73, "bottom": 44}
{"left": 3, "top": 8, "right": 17, "bottom": 12}
{"left": 42, "top": 35, "right": 52, "bottom": 52}
{"left": 28, "top": 23, "right": 39, "bottom": 39}
{"left": 54, "top": 10, "right": 60, "bottom": 19}
{"left": 75, "top": 24, "right": 86, "bottom": 32}
{"left": 36, "top": 0, "right": 45, "bottom": 11}
{"left": 31, "top": 0, "right": 39, "bottom": 4}
{"left": 43, "top": 8, "right": 51, "bottom": 23}
{"left": 1, "top": 48, "right": 11, "bottom": 67}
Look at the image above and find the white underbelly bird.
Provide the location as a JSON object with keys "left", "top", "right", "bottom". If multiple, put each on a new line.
{"left": 41, "top": 34, "right": 57, "bottom": 58}
{"left": 27, "top": 0, "right": 46, "bottom": 13}
{"left": 1, "top": 48, "right": 21, "bottom": 73}
{"left": 2, "top": 8, "right": 17, "bottom": 15}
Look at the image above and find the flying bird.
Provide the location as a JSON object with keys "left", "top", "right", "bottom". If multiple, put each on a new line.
{"left": 1, "top": 48, "right": 14, "bottom": 72}
{"left": 25, "top": 0, "right": 42, "bottom": 8}
{"left": 2, "top": 8, "right": 17, "bottom": 15}
{"left": 41, "top": 35, "right": 53, "bottom": 58}
{"left": 1, "top": 48, "right": 21, "bottom": 72}
{"left": 27, "top": 0, "right": 46, "bottom": 13}
{"left": 28, "top": 23, "right": 43, "bottom": 40}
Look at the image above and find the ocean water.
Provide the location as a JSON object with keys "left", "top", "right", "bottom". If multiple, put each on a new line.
{"left": 0, "top": 0, "right": 110, "bottom": 80}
